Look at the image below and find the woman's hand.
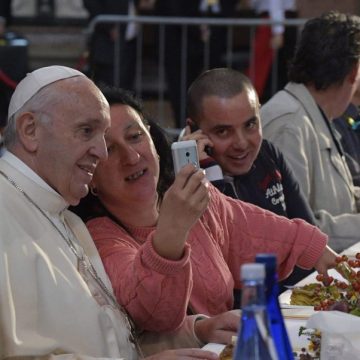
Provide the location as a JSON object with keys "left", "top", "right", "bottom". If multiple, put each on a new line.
{"left": 153, "top": 165, "right": 210, "bottom": 260}
{"left": 194, "top": 311, "right": 240, "bottom": 345}
{"left": 182, "top": 125, "right": 214, "bottom": 161}
{"left": 314, "top": 245, "right": 339, "bottom": 277}
{"left": 145, "top": 348, "right": 219, "bottom": 360}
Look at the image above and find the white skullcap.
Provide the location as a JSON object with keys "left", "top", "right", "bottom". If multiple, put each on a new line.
{"left": 8, "top": 65, "right": 85, "bottom": 120}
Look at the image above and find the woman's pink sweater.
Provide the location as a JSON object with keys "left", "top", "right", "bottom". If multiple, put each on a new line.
{"left": 87, "top": 186, "right": 327, "bottom": 333}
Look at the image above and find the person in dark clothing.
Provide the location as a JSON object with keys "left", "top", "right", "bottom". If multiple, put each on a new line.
{"left": 83, "top": 0, "right": 139, "bottom": 89}
{"left": 183, "top": 68, "right": 316, "bottom": 301}
{"left": 154, "top": 0, "right": 238, "bottom": 128}
{"left": 0, "top": 0, "right": 11, "bottom": 25}
{"left": 198, "top": 0, "right": 239, "bottom": 70}
{"left": 217, "top": 139, "right": 315, "bottom": 221}
{"left": 154, "top": 0, "right": 204, "bottom": 128}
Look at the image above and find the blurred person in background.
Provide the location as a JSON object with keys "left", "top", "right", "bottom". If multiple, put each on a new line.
{"left": 197, "top": 0, "right": 238, "bottom": 70}
{"left": 154, "top": 0, "right": 204, "bottom": 128}
{"left": 0, "top": 0, "right": 11, "bottom": 26}
{"left": 261, "top": 11, "right": 360, "bottom": 253}
{"left": 246, "top": 0, "right": 298, "bottom": 101}
{"left": 83, "top": 0, "right": 140, "bottom": 89}
{"left": 0, "top": 13, "right": 17, "bottom": 153}
{"left": 154, "top": 0, "right": 237, "bottom": 128}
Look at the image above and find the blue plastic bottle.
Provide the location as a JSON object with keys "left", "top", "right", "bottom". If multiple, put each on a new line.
{"left": 234, "top": 263, "right": 277, "bottom": 360}
{"left": 256, "top": 253, "right": 294, "bottom": 360}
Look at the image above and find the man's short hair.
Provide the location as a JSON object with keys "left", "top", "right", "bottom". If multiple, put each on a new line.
{"left": 288, "top": 11, "right": 360, "bottom": 90}
{"left": 187, "top": 68, "right": 255, "bottom": 123}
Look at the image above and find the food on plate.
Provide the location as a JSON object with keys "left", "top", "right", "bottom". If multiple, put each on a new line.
{"left": 293, "top": 327, "right": 321, "bottom": 360}
{"left": 219, "top": 336, "right": 237, "bottom": 360}
{"left": 290, "top": 283, "right": 341, "bottom": 306}
{"left": 219, "top": 343, "right": 234, "bottom": 360}
{"left": 290, "top": 254, "right": 360, "bottom": 316}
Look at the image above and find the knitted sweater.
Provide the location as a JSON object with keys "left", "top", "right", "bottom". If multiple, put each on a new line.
{"left": 87, "top": 185, "right": 327, "bottom": 333}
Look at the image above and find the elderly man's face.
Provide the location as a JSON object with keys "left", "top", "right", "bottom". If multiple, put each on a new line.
{"left": 35, "top": 78, "right": 110, "bottom": 205}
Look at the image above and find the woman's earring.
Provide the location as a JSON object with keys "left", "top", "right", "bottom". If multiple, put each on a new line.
{"left": 90, "top": 186, "right": 98, "bottom": 197}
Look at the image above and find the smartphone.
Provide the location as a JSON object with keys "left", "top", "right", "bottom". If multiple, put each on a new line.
{"left": 189, "top": 122, "right": 213, "bottom": 156}
{"left": 171, "top": 140, "right": 200, "bottom": 174}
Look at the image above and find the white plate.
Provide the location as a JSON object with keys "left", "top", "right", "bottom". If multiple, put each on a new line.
{"left": 201, "top": 343, "right": 225, "bottom": 355}
{"left": 284, "top": 317, "right": 310, "bottom": 353}
{"left": 279, "top": 267, "right": 349, "bottom": 307}
{"left": 202, "top": 311, "right": 312, "bottom": 357}
{"left": 282, "top": 307, "right": 316, "bottom": 319}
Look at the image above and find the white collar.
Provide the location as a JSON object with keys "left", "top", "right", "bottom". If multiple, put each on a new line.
{"left": 2, "top": 149, "right": 60, "bottom": 195}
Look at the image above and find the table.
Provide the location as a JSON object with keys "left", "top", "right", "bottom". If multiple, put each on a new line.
{"left": 202, "top": 242, "right": 360, "bottom": 357}
{"left": 278, "top": 241, "right": 360, "bottom": 355}
{"left": 279, "top": 241, "right": 360, "bottom": 306}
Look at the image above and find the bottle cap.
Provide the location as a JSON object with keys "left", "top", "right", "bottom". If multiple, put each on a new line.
{"left": 241, "top": 263, "right": 265, "bottom": 280}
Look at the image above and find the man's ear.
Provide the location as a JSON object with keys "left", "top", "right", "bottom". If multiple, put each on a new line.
{"left": 16, "top": 112, "right": 40, "bottom": 152}
{"left": 348, "top": 61, "right": 360, "bottom": 84}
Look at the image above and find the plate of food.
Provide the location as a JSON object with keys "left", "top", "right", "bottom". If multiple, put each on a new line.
{"left": 219, "top": 337, "right": 236, "bottom": 360}
{"left": 202, "top": 332, "right": 315, "bottom": 360}
{"left": 281, "top": 255, "right": 360, "bottom": 316}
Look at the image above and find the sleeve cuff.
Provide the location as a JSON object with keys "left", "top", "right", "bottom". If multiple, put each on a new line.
{"left": 192, "top": 314, "right": 209, "bottom": 347}
{"left": 297, "top": 223, "right": 328, "bottom": 269}
{"left": 140, "top": 232, "right": 191, "bottom": 275}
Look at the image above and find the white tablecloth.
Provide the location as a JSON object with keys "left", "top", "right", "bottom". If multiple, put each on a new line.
{"left": 203, "top": 242, "right": 360, "bottom": 357}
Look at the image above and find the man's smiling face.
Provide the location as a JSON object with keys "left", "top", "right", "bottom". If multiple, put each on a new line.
{"left": 196, "top": 89, "right": 262, "bottom": 176}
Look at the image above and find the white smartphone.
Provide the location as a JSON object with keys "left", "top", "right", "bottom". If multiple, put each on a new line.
{"left": 171, "top": 140, "right": 200, "bottom": 174}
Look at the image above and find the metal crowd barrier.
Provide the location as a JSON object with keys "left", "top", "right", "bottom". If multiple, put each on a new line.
{"left": 86, "top": 15, "right": 307, "bottom": 130}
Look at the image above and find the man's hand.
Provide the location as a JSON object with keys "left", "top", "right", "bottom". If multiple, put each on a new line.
{"left": 182, "top": 125, "right": 214, "bottom": 161}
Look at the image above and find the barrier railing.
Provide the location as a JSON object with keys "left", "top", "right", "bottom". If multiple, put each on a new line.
{"left": 86, "top": 15, "right": 307, "bottom": 130}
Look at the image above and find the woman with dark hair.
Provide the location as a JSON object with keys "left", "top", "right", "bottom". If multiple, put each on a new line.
{"left": 74, "top": 87, "right": 337, "bottom": 334}
{"left": 73, "top": 87, "right": 174, "bottom": 222}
